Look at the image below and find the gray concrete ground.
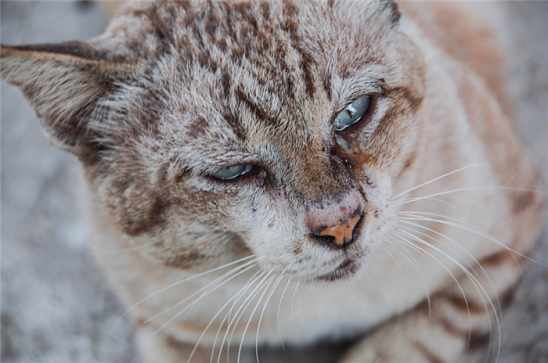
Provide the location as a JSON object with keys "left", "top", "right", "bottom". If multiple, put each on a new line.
{"left": 1, "top": 2, "right": 547, "bottom": 363}
{"left": 1, "top": 3, "right": 138, "bottom": 362}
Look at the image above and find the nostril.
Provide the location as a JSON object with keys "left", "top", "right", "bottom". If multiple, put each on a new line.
{"left": 309, "top": 213, "right": 362, "bottom": 249}
{"left": 309, "top": 234, "right": 338, "bottom": 248}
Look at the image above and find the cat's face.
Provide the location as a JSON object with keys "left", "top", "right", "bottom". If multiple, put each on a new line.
{"left": 1, "top": 0, "right": 426, "bottom": 282}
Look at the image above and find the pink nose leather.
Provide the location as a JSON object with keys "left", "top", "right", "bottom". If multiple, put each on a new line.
{"left": 318, "top": 214, "right": 361, "bottom": 246}
{"left": 305, "top": 189, "right": 364, "bottom": 248}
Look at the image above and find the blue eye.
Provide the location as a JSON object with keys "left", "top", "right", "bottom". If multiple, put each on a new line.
{"left": 211, "top": 164, "right": 254, "bottom": 180}
{"left": 334, "top": 96, "right": 371, "bottom": 132}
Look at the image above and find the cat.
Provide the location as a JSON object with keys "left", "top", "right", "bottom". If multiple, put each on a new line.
{"left": 1, "top": 0, "right": 546, "bottom": 362}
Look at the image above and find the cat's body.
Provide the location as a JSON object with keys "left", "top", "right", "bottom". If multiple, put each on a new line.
{"left": 1, "top": 1, "right": 545, "bottom": 362}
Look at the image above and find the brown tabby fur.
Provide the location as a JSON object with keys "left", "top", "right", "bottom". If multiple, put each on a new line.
{"left": 1, "top": 1, "right": 545, "bottom": 362}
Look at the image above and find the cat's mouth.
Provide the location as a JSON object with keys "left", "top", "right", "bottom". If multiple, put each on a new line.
{"left": 316, "top": 258, "right": 361, "bottom": 282}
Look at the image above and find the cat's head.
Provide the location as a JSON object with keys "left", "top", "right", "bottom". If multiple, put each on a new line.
{"left": 0, "top": 0, "right": 425, "bottom": 282}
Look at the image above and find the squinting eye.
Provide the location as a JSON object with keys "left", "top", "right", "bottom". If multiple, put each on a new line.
{"left": 211, "top": 164, "right": 254, "bottom": 180}
{"left": 334, "top": 96, "right": 371, "bottom": 132}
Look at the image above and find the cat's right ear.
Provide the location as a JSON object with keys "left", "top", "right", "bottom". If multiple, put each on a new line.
{"left": 0, "top": 43, "right": 142, "bottom": 161}
{"left": 371, "top": 0, "right": 400, "bottom": 27}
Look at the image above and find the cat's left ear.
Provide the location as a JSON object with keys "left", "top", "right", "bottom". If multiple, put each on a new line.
{"left": 0, "top": 42, "right": 142, "bottom": 160}
{"left": 373, "top": 0, "right": 400, "bottom": 27}
{"left": 336, "top": 0, "right": 400, "bottom": 30}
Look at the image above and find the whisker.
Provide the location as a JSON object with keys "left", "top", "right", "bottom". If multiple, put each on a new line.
{"left": 210, "top": 293, "right": 239, "bottom": 363}
{"left": 382, "top": 245, "right": 404, "bottom": 272}
{"left": 225, "top": 270, "right": 273, "bottom": 362}
{"left": 145, "top": 262, "right": 258, "bottom": 346}
{"left": 400, "top": 196, "right": 464, "bottom": 213}
{"left": 209, "top": 268, "right": 266, "bottom": 363}
{"left": 144, "top": 258, "right": 258, "bottom": 324}
{"left": 187, "top": 269, "right": 268, "bottom": 363}
{"left": 179, "top": 262, "right": 261, "bottom": 329}
{"left": 237, "top": 271, "right": 276, "bottom": 363}
{"left": 399, "top": 212, "right": 547, "bottom": 267}
{"left": 399, "top": 228, "right": 500, "bottom": 359}
{"left": 386, "top": 240, "right": 432, "bottom": 315}
{"left": 398, "top": 222, "right": 501, "bottom": 318}
{"left": 291, "top": 277, "right": 302, "bottom": 316}
{"left": 400, "top": 210, "right": 528, "bottom": 281}
{"left": 276, "top": 274, "right": 293, "bottom": 352}
{"left": 394, "top": 232, "right": 474, "bottom": 341}
{"left": 398, "top": 222, "right": 475, "bottom": 273}
{"left": 397, "top": 216, "right": 511, "bottom": 359}
{"left": 396, "top": 229, "right": 501, "bottom": 359}
{"left": 255, "top": 271, "right": 286, "bottom": 363}
{"left": 398, "top": 218, "right": 501, "bottom": 311}
{"left": 109, "top": 255, "right": 255, "bottom": 336}
{"left": 216, "top": 269, "right": 267, "bottom": 363}
{"left": 392, "top": 164, "right": 479, "bottom": 200}
{"left": 391, "top": 241, "right": 420, "bottom": 271}
{"left": 394, "top": 186, "right": 545, "bottom": 208}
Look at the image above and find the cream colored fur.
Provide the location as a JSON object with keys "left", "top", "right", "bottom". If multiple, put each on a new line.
{"left": 1, "top": 1, "right": 545, "bottom": 362}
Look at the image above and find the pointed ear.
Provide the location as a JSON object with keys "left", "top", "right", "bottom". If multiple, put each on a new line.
{"left": 374, "top": 0, "right": 400, "bottom": 27}
{"left": 0, "top": 42, "right": 141, "bottom": 160}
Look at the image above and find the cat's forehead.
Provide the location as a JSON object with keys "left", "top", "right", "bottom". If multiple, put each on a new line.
{"left": 103, "top": 0, "right": 400, "bottom": 157}
{"left": 134, "top": 1, "right": 334, "bottom": 146}
{"left": 109, "top": 0, "right": 395, "bottom": 91}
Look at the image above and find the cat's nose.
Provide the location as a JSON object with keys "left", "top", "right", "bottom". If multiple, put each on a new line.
{"left": 314, "top": 212, "right": 362, "bottom": 248}
{"left": 306, "top": 190, "right": 364, "bottom": 249}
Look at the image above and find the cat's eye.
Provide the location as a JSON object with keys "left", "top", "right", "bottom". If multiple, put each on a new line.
{"left": 334, "top": 96, "right": 371, "bottom": 132}
{"left": 211, "top": 164, "right": 254, "bottom": 180}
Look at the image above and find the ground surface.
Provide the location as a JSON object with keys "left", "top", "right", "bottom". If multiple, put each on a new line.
{"left": 1, "top": 2, "right": 547, "bottom": 362}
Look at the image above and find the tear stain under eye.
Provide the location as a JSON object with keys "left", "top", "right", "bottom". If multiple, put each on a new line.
{"left": 335, "top": 133, "right": 377, "bottom": 169}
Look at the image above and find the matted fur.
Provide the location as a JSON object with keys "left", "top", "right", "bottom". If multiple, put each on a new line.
{"left": 1, "top": 1, "right": 545, "bottom": 362}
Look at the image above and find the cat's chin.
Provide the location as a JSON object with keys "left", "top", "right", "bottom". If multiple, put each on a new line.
{"left": 315, "top": 258, "right": 361, "bottom": 282}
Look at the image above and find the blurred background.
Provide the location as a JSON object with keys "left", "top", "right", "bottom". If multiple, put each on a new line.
{"left": 1, "top": 1, "right": 547, "bottom": 362}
